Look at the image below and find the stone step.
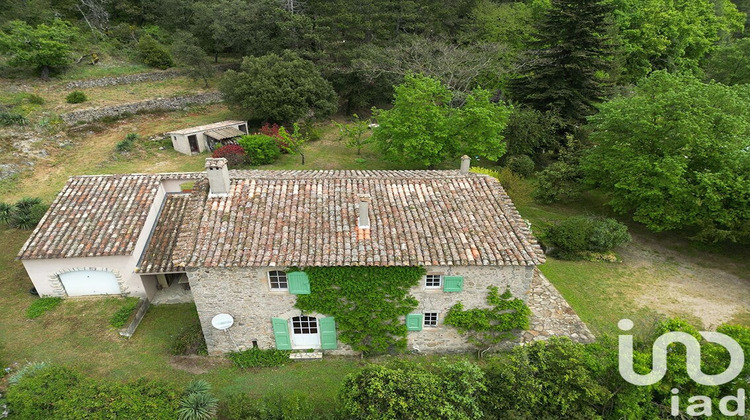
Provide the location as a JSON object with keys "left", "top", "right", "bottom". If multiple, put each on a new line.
{"left": 289, "top": 351, "right": 323, "bottom": 360}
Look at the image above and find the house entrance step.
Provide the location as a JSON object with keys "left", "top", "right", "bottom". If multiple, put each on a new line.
{"left": 289, "top": 351, "right": 323, "bottom": 360}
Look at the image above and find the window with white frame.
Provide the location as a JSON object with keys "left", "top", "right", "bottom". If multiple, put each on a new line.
{"left": 268, "top": 270, "right": 288, "bottom": 290}
{"left": 425, "top": 274, "right": 443, "bottom": 288}
{"left": 424, "top": 312, "right": 439, "bottom": 327}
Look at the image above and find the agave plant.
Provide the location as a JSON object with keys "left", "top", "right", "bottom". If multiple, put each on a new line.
{"left": 9, "top": 202, "right": 47, "bottom": 230}
{"left": 13, "top": 197, "right": 41, "bottom": 213}
{"left": 0, "top": 203, "right": 13, "bottom": 225}
{"left": 184, "top": 379, "right": 212, "bottom": 396}
{"left": 177, "top": 391, "right": 218, "bottom": 420}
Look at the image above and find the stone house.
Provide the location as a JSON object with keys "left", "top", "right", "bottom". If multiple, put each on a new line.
{"left": 167, "top": 120, "right": 248, "bottom": 155}
{"left": 18, "top": 157, "right": 545, "bottom": 354}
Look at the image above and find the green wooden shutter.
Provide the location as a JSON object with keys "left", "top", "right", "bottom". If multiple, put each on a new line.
{"left": 406, "top": 314, "right": 423, "bottom": 331}
{"left": 319, "top": 317, "right": 337, "bottom": 350}
{"left": 271, "top": 318, "right": 292, "bottom": 350}
{"left": 288, "top": 272, "right": 311, "bottom": 294}
{"left": 443, "top": 276, "right": 464, "bottom": 292}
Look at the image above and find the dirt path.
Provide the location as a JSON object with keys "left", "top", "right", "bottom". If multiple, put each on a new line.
{"left": 622, "top": 233, "right": 750, "bottom": 328}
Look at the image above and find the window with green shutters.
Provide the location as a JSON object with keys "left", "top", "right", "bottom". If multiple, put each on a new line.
{"left": 406, "top": 313, "right": 423, "bottom": 331}
{"left": 443, "top": 276, "right": 464, "bottom": 292}
{"left": 319, "top": 317, "right": 337, "bottom": 349}
{"left": 287, "top": 271, "right": 311, "bottom": 294}
{"left": 271, "top": 317, "right": 292, "bottom": 350}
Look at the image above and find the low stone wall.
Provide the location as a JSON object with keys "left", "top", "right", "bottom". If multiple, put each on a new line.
{"left": 65, "top": 69, "right": 182, "bottom": 89}
{"left": 60, "top": 92, "right": 223, "bottom": 125}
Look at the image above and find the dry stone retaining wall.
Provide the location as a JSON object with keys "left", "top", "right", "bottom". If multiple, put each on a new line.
{"left": 65, "top": 69, "right": 182, "bottom": 89}
{"left": 60, "top": 92, "right": 223, "bottom": 125}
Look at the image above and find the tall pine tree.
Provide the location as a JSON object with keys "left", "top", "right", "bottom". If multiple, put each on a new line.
{"left": 510, "top": 0, "right": 615, "bottom": 132}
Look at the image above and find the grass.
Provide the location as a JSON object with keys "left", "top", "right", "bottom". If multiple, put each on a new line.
{"left": 109, "top": 297, "right": 139, "bottom": 328}
{"left": 25, "top": 297, "right": 62, "bottom": 319}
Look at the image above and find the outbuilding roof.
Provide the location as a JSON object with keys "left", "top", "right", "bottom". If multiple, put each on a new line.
{"left": 167, "top": 120, "right": 245, "bottom": 136}
{"left": 18, "top": 173, "right": 200, "bottom": 260}
{"left": 205, "top": 127, "right": 245, "bottom": 140}
{"left": 173, "top": 170, "right": 545, "bottom": 268}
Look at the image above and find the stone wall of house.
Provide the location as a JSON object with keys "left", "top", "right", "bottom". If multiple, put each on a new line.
{"left": 60, "top": 92, "right": 223, "bottom": 125}
{"left": 65, "top": 69, "right": 182, "bottom": 89}
{"left": 188, "top": 264, "right": 534, "bottom": 355}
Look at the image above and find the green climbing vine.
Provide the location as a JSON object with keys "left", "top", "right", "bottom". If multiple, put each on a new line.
{"left": 444, "top": 286, "right": 530, "bottom": 354}
{"left": 294, "top": 266, "right": 425, "bottom": 355}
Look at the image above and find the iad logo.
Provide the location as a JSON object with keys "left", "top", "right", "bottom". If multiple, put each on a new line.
{"left": 618, "top": 319, "right": 746, "bottom": 417}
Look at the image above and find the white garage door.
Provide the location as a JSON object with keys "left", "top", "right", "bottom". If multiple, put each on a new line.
{"left": 59, "top": 270, "right": 121, "bottom": 296}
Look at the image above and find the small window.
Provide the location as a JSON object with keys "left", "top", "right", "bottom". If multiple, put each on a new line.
{"left": 238, "top": 124, "right": 247, "bottom": 134}
{"left": 425, "top": 274, "right": 442, "bottom": 288}
{"left": 424, "top": 312, "right": 439, "bottom": 328}
{"left": 268, "top": 270, "right": 288, "bottom": 290}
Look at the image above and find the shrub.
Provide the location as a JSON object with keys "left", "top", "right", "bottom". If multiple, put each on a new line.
{"left": 533, "top": 160, "right": 584, "bottom": 204}
{"left": 506, "top": 154, "right": 535, "bottom": 177}
{"left": 220, "top": 391, "right": 315, "bottom": 420}
{"left": 109, "top": 298, "right": 139, "bottom": 328}
{"left": 0, "top": 202, "right": 13, "bottom": 224}
{"left": 27, "top": 94, "right": 45, "bottom": 105}
{"left": 178, "top": 380, "right": 218, "bottom": 420}
{"left": 228, "top": 347, "right": 291, "bottom": 368}
{"left": 26, "top": 297, "right": 62, "bottom": 319}
{"left": 65, "top": 90, "right": 87, "bottom": 104}
{"left": 0, "top": 111, "right": 27, "bottom": 126}
{"left": 212, "top": 144, "right": 246, "bottom": 167}
{"left": 237, "top": 134, "right": 281, "bottom": 165}
{"left": 7, "top": 362, "right": 49, "bottom": 386}
{"left": 545, "top": 216, "right": 631, "bottom": 259}
{"left": 137, "top": 35, "right": 174, "bottom": 69}
{"left": 5, "top": 365, "right": 81, "bottom": 418}
{"left": 259, "top": 122, "right": 288, "bottom": 151}
{"left": 169, "top": 322, "right": 208, "bottom": 356}
{"left": 115, "top": 133, "right": 138, "bottom": 153}
{"left": 8, "top": 198, "right": 47, "bottom": 230}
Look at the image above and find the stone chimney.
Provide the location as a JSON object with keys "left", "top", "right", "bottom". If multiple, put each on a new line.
{"left": 205, "top": 158, "right": 230, "bottom": 196}
{"left": 358, "top": 194, "right": 371, "bottom": 229}
{"left": 460, "top": 155, "right": 471, "bottom": 174}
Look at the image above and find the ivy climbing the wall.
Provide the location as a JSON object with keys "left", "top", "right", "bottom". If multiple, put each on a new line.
{"left": 444, "top": 286, "right": 530, "bottom": 357}
{"left": 294, "top": 266, "right": 425, "bottom": 355}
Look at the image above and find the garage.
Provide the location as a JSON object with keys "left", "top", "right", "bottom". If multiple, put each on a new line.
{"left": 58, "top": 270, "right": 121, "bottom": 296}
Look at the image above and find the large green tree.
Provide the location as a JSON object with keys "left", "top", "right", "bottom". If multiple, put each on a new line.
{"left": 583, "top": 71, "right": 750, "bottom": 243}
{"left": 372, "top": 74, "right": 511, "bottom": 168}
{"left": 612, "top": 0, "right": 744, "bottom": 82}
{"left": 509, "top": 0, "right": 615, "bottom": 131}
{"left": 219, "top": 51, "right": 337, "bottom": 123}
{"left": 0, "top": 19, "right": 78, "bottom": 78}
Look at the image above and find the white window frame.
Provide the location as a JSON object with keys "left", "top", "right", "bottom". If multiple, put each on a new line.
{"left": 423, "top": 312, "right": 439, "bottom": 328}
{"left": 268, "top": 270, "right": 288, "bottom": 291}
{"left": 424, "top": 274, "right": 443, "bottom": 289}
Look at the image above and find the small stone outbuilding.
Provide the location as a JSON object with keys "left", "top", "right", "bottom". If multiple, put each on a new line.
{"left": 167, "top": 120, "right": 248, "bottom": 155}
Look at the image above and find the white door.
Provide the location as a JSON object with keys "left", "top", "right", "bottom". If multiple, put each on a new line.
{"left": 291, "top": 316, "right": 321, "bottom": 348}
{"left": 59, "top": 270, "right": 121, "bottom": 296}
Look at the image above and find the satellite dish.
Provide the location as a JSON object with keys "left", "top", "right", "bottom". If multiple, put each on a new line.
{"left": 211, "top": 313, "right": 234, "bottom": 330}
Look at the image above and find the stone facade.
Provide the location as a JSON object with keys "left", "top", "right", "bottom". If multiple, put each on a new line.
{"left": 65, "top": 69, "right": 182, "bottom": 89}
{"left": 188, "top": 265, "right": 534, "bottom": 355}
{"left": 60, "top": 92, "right": 223, "bottom": 125}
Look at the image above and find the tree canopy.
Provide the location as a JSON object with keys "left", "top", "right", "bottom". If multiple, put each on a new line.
{"left": 219, "top": 51, "right": 337, "bottom": 123}
{"left": 0, "top": 19, "right": 78, "bottom": 78}
{"left": 583, "top": 71, "right": 750, "bottom": 243}
{"left": 372, "top": 74, "right": 511, "bottom": 168}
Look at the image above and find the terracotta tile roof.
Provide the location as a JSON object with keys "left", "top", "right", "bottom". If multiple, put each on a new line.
{"left": 18, "top": 173, "right": 200, "bottom": 260}
{"left": 137, "top": 193, "right": 191, "bottom": 274}
{"left": 173, "top": 170, "right": 545, "bottom": 268}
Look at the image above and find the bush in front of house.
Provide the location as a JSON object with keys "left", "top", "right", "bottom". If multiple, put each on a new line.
{"left": 26, "top": 297, "right": 62, "bottom": 319}
{"left": 237, "top": 134, "right": 281, "bottom": 166}
{"left": 227, "top": 347, "right": 291, "bottom": 368}
{"left": 506, "top": 154, "right": 535, "bottom": 178}
{"left": 545, "top": 216, "right": 631, "bottom": 259}
{"left": 169, "top": 322, "right": 208, "bottom": 356}
{"left": 137, "top": 34, "right": 174, "bottom": 69}
{"left": 212, "top": 144, "right": 246, "bottom": 167}
{"left": 65, "top": 90, "right": 87, "bottom": 104}
{"left": 219, "top": 391, "right": 315, "bottom": 420}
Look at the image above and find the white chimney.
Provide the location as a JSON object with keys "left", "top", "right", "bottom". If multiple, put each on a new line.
{"left": 205, "top": 158, "right": 230, "bottom": 196}
{"left": 460, "top": 155, "right": 471, "bottom": 174}
{"left": 358, "top": 194, "right": 371, "bottom": 229}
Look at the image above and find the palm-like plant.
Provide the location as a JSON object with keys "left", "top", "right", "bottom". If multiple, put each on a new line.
{"left": 0, "top": 202, "right": 13, "bottom": 224}
{"left": 177, "top": 391, "right": 218, "bottom": 420}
